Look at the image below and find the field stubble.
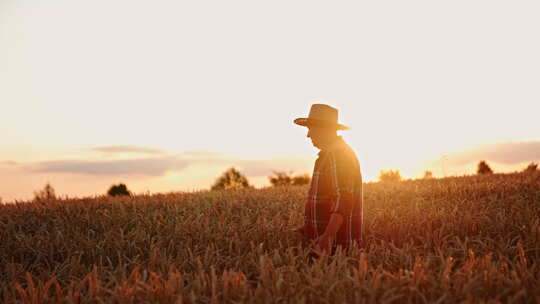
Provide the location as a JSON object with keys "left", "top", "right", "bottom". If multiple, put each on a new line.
{"left": 1, "top": 173, "right": 539, "bottom": 303}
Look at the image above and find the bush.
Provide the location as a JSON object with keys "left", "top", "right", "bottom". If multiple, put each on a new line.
{"left": 269, "top": 171, "right": 311, "bottom": 187}
{"left": 523, "top": 162, "right": 538, "bottom": 173}
{"left": 379, "top": 170, "right": 401, "bottom": 183}
{"left": 423, "top": 171, "right": 433, "bottom": 179}
{"left": 292, "top": 174, "right": 311, "bottom": 186}
{"left": 211, "top": 167, "right": 251, "bottom": 191}
{"left": 34, "top": 183, "right": 56, "bottom": 201}
{"left": 107, "top": 183, "right": 131, "bottom": 197}
{"left": 269, "top": 171, "right": 292, "bottom": 186}
{"left": 477, "top": 160, "right": 493, "bottom": 175}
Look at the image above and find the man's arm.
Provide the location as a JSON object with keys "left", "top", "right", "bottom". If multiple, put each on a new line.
{"left": 316, "top": 212, "right": 343, "bottom": 251}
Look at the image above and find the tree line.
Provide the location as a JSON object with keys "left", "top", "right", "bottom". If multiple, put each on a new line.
{"left": 27, "top": 169, "right": 312, "bottom": 201}
{"left": 28, "top": 161, "right": 539, "bottom": 201}
{"left": 378, "top": 161, "right": 539, "bottom": 183}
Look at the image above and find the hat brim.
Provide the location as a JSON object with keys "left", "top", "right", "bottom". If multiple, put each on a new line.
{"left": 294, "top": 118, "right": 349, "bottom": 130}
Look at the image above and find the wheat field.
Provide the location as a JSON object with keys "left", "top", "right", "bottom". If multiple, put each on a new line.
{"left": 1, "top": 173, "right": 539, "bottom": 303}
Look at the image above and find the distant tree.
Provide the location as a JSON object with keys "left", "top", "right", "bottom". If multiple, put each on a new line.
{"left": 107, "top": 183, "right": 131, "bottom": 197}
{"left": 423, "top": 170, "right": 433, "bottom": 179}
{"left": 523, "top": 162, "right": 538, "bottom": 173}
{"left": 269, "top": 171, "right": 292, "bottom": 186}
{"left": 269, "top": 171, "right": 311, "bottom": 187}
{"left": 292, "top": 174, "right": 311, "bottom": 186}
{"left": 477, "top": 160, "right": 493, "bottom": 175}
{"left": 34, "top": 183, "right": 56, "bottom": 201}
{"left": 211, "top": 167, "right": 251, "bottom": 191}
{"left": 379, "top": 170, "right": 402, "bottom": 183}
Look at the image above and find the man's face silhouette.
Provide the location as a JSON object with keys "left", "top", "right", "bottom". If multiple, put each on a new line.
{"left": 307, "top": 125, "right": 335, "bottom": 150}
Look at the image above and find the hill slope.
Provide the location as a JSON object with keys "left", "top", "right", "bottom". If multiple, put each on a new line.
{"left": 1, "top": 173, "right": 539, "bottom": 303}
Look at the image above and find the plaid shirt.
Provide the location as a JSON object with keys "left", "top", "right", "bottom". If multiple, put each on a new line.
{"left": 301, "top": 137, "right": 363, "bottom": 248}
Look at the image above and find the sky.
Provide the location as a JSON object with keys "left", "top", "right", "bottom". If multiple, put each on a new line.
{"left": 1, "top": 0, "right": 539, "bottom": 202}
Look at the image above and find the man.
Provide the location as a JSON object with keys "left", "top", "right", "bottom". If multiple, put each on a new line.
{"left": 294, "top": 104, "right": 363, "bottom": 252}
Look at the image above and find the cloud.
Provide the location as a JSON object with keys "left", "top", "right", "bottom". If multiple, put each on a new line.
{"left": 90, "top": 145, "right": 166, "bottom": 155}
{"left": 180, "top": 150, "right": 223, "bottom": 158}
{"left": 0, "top": 161, "right": 18, "bottom": 166}
{"left": 30, "top": 156, "right": 190, "bottom": 176}
{"left": 23, "top": 152, "right": 313, "bottom": 177}
{"left": 446, "top": 141, "right": 540, "bottom": 166}
{"left": 235, "top": 157, "right": 313, "bottom": 177}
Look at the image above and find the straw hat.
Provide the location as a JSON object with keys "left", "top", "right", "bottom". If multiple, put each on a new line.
{"left": 294, "top": 104, "right": 349, "bottom": 130}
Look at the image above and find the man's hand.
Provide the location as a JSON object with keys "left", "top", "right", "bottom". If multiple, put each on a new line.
{"left": 314, "top": 213, "right": 343, "bottom": 252}
{"left": 293, "top": 226, "right": 306, "bottom": 234}
{"left": 315, "top": 232, "right": 335, "bottom": 252}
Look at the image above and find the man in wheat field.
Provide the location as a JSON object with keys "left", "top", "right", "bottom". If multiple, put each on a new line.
{"left": 294, "top": 104, "right": 363, "bottom": 252}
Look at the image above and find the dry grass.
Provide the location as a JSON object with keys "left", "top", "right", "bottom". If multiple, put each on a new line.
{"left": 1, "top": 172, "right": 539, "bottom": 303}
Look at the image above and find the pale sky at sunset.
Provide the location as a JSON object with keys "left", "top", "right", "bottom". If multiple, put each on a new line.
{"left": 1, "top": 0, "right": 539, "bottom": 202}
